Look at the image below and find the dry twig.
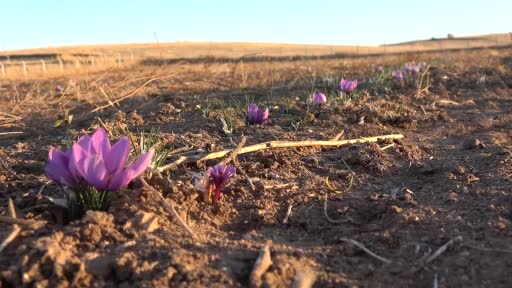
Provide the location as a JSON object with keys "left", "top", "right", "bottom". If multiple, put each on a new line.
{"left": 282, "top": 204, "right": 293, "bottom": 225}
{"left": 158, "top": 134, "right": 404, "bottom": 172}
{"left": 339, "top": 237, "right": 392, "bottom": 264}
{"left": 139, "top": 177, "right": 196, "bottom": 239}
{"left": 424, "top": 236, "right": 463, "bottom": 264}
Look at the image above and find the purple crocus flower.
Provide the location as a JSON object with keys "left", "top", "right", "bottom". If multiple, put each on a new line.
{"left": 46, "top": 128, "right": 154, "bottom": 190}
{"left": 312, "top": 91, "right": 327, "bottom": 105}
{"left": 339, "top": 78, "right": 358, "bottom": 94}
{"left": 55, "top": 85, "right": 63, "bottom": 93}
{"left": 374, "top": 65, "right": 383, "bottom": 73}
{"left": 404, "top": 63, "right": 420, "bottom": 74}
{"left": 208, "top": 165, "right": 236, "bottom": 204}
{"left": 247, "top": 104, "right": 269, "bottom": 125}
{"left": 392, "top": 71, "right": 404, "bottom": 81}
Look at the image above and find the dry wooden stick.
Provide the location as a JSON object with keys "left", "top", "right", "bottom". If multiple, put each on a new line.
{"left": 0, "top": 216, "right": 46, "bottom": 229}
{"left": 139, "top": 177, "right": 196, "bottom": 239}
{"left": 339, "top": 238, "right": 392, "bottom": 264}
{"left": 214, "top": 136, "right": 247, "bottom": 166}
{"left": 0, "top": 132, "right": 23, "bottom": 136}
{"left": 250, "top": 244, "right": 273, "bottom": 288}
{"left": 0, "top": 198, "right": 22, "bottom": 254}
{"left": 282, "top": 204, "right": 293, "bottom": 225}
{"left": 158, "top": 134, "right": 404, "bottom": 172}
{"left": 0, "top": 111, "right": 22, "bottom": 120}
{"left": 424, "top": 236, "right": 462, "bottom": 264}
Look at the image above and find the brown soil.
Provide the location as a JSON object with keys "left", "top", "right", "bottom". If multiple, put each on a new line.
{"left": 1, "top": 48, "right": 512, "bottom": 287}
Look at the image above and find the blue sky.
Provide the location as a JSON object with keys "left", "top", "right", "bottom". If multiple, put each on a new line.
{"left": 1, "top": 0, "right": 510, "bottom": 51}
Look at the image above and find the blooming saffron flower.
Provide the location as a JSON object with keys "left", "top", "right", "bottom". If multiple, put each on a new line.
{"left": 339, "top": 78, "right": 358, "bottom": 94}
{"left": 312, "top": 91, "right": 327, "bottom": 105}
{"left": 46, "top": 128, "right": 154, "bottom": 190}
{"left": 392, "top": 71, "right": 404, "bottom": 81}
{"left": 247, "top": 104, "right": 269, "bottom": 125}
{"left": 374, "top": 65, "right": 383, "bottom": 73}
{"left": 207, "top": 165, "right": 236, "bottom": 204}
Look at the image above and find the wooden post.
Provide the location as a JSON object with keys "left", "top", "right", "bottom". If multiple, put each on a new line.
{"left": 0, "top": 62, "right": 4, "bottom": 78}
{"left": 130, "top": 52, "right": 134, "bottom": 62}
{"left": 103, "top": 54, "right": 108, "bottom": 64}
{"left": 22, "top": 61, "right": 27, "bottom": 77}
{"left": 75, "top": 58, "right": 80, "bottom": 69}
{"left": 40, "top": 59, "right": 46, "bottom": 73}
{"left": 90, "top": 56, "right": 95, "bottom": 67}
{"left": 117, "top": 53, "right": 122, "bottom": 66}
{"left": 58, "top": 58, "right": 64, "bottom": 73}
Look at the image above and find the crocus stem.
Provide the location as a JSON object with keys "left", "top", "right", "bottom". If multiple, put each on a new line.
{"left": 213, "top": 187, "right": 222, "bottom": 204}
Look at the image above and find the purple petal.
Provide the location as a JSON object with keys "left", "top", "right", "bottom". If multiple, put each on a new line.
{"left": 81, "top": 155, "right": 108, "bottom": 189}
{"left": 105, "top": 137, "right": 131, "bottom": 175}
{"left": 70, "top": 143, "right": 91, "bottom": 179}
{"left": 76, "top": 134, "right": 92, "bottom": 152}
{"left": 261, "top": 108, "right": 269, "bottom": 122}
{"left": 108, "top": 148, "right": 154, "bottom": 190}
{"left": 45, "top": 146, "right": 76, "bottom": 186}
{"left": 90, "top": 128, "right": 111, "bottom": 158}
{"left": 247, "top": 104, "right": 259, "bottom": 124}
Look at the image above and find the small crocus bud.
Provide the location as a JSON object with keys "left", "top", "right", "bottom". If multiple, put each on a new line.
{"left": 312, "top": 91, "right": 327, "bottom": 105}
{"left": 247, "top": 104, "right": 269, "bottom": 125}
{"left": 55, "top": 85, "right": 63, "bottom": 93}
{"left": 207, "top": 165, "right": 236, "bottom": 204}
{"left": 374, "top": 65, "right": 383, "bottom": 73}
{"left": 339, "top": 78, "right": 358, "bottom": 94}
{"left": 392, "top": 71, "right": 404, "bottom": 81}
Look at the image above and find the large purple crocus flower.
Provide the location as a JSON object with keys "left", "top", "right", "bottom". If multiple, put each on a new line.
{"left": 312, "top": 91, "right": 327, "bottom": 105}
{"left": 45, "top": 128, "right": 154, "bottom": 191}
{"left": 339, "top": 78, "right": 358, "bottom": 94}
{"left": 247, "top": 104, "right": 269, "bottom": 125}
{"left": 208, "top": 165, "right": 236, "bottom": 204}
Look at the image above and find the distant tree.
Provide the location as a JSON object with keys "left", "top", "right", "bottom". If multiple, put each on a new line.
{"left": 447, "top": 33, "right": 455, "bottom": 39}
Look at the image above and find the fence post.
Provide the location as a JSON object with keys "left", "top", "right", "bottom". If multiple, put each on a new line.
{"left": 90, "top": 56, "right": 95, "bottom": 67}
{"left": 103, "top": 54, "right": 108, "bottom": 64}
{"left": 130, "top": 52, "right": 134, "bottom": 62}
{"left": 117, "top": 53, "right": 122, "bottom": 66}
{"left": 0, "top": 62, "right": 4, "bottom": 78}
{"left": 75, "top": 58, "right": 80, "bottom": 69}
{"left": 40, "top": 59, "right": 46, "bottom": 74}
{"left": 58, "top": 58, "right": 64, "bottom": 73}
{"left": 22, "top": 61, "right": 27, "bottom": 77}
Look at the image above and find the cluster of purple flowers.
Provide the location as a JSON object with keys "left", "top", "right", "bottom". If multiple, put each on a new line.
{"left": 46, "top": 128, "right": 154, "bottom": 191}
